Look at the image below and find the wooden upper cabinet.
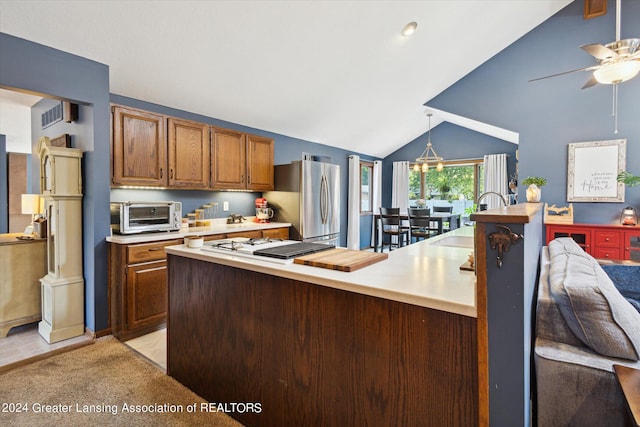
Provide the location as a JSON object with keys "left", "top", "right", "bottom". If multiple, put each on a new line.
{"left": 246, "top": 134, "right": 274, "bottom": 191}
{"left": 168, "top": 118, "right": 210, "bottom": 189}
{"left": 112, "top": 106, "right": 167, "bottom": 186}
{"left": 211, "top": 128, "right": 274, "bottom": 191}
{"left": 111, "top": 105, "right": 274, "bottom": 191}
{"left": 211, "top": 127, "right": 246, "bottom": 190}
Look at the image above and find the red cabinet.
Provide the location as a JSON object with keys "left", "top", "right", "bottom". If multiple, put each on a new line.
{"left": 546, "top": 223, "right": 640, "bottom": 261}
{"left": 624, "top": 230, "right": 640, "bottom": 262}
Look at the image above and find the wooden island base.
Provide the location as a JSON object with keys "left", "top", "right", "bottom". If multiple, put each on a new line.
{"left": 167, "top": 255, "right": 478, "bottom": 427}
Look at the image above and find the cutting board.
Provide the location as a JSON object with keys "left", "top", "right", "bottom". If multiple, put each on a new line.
{"left": 294, "top": 248, "right": 388, "bottom": 272}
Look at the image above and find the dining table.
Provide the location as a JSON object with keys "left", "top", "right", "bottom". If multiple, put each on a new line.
{"left": 373, "top": 211, "right": 461, "bottom": 252}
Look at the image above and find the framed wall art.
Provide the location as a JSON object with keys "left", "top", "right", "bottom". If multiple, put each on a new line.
{"left": 567, "top": 139, "right": 626, "bottom": 202}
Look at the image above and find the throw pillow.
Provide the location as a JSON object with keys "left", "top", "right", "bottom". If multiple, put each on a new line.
{"left": 549, "top": 238, "right": 640, "bottom": 361}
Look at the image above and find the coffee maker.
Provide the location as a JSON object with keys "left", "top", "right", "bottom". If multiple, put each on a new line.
{"left": 255, "top": 198, "right": 274, "bottom": 223}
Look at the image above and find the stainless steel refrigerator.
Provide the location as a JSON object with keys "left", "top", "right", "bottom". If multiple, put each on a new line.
{"left": 264, "top": 160, "right": 340, "bottom": 245}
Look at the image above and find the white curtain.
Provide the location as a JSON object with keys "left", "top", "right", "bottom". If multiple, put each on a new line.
{"left": 370, "top": 160, "right": 382, "bottom": 248}
{"left": 483, "top": 154, "right": 508, "bottom": 209}
{"left": 392, "top": 161, "right": 410, "bottom": 214}
{"left": 347, "top": 155, "right": 360, "bottom": 250}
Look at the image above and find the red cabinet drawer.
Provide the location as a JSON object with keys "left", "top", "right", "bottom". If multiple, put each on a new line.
{"left": 594, "top": 231, "right": 620, "bottom": 248}
{"left": 593, "top": 247, "right": 621, "bottom": 260}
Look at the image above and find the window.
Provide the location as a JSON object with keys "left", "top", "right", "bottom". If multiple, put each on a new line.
{"left": 360, "top": 161, "right": 373, "bottom": 213}
{"left": 409, "top": 159, "right": 483, "bottom": 204}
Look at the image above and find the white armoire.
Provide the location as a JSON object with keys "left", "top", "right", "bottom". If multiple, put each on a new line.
{"left": 37, "top": 136, "right": 85, "bottom": 343}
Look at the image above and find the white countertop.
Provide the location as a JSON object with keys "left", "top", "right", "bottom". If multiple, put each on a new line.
{"left": 165, "top": 226, "right": 477, "bottom": 318}
{"left": 106, "top": 219, "right": 291, "bottom": 244}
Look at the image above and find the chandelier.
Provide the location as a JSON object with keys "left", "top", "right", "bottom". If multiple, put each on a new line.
{"left": 413, "top": 113, "right": 443, "bottom": 173}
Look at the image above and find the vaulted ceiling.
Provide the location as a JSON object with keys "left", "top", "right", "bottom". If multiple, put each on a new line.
{"left": 0, "top": 0, "right": 574, "bottom": 157}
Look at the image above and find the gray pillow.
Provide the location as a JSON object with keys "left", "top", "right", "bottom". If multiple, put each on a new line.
{"left": 549, "top": 238, "right": 640, "bottom": 361}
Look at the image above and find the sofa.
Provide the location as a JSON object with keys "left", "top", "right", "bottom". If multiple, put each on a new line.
{"left": 535, "top": 237, "right": 640, "bottom": 427}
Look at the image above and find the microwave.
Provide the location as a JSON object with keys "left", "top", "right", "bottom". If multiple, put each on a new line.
{"left": 110, "top": 201, "right": 182, "bottom": 234}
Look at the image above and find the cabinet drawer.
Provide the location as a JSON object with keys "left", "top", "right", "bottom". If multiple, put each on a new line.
{"left": 204, "top": 234, "right": 226, "bottom": 241}
{"left": 127, "top": 239, "right": 182, "bottom": 264}
{"left": 594, "top": 231, "right": 620, "bottom": 248}
{"left": 262, "top": 227, "right": 289, "bottom": 240}
{"left": 227, "top": 230, "right": 262, "bottom": 239}
{"left": 593, "top": 247, "right": 621, "bottom": 260}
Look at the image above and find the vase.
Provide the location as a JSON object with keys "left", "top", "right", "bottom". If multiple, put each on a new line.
{"left": 526, "top": 184, "right": 541, "bottom": 202}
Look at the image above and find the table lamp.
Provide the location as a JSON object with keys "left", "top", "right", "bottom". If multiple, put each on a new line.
{"left": 620, "top": 206, "right": 637, "bottom": 226}
{"left": 21, "top": 194, "right": 41, "bottom": 235}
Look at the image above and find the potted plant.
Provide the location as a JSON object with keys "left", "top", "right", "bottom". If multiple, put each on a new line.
{"left": 521, "top": 176, "right": 547, "bottom": 202}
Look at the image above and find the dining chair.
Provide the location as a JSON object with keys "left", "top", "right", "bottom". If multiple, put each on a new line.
{"left": 432, "top": 205, "right": 453, "bottom": 232}
{"left": 379, "top": 207, "right": 409, "bottom": 251}
{"left": 408, "top": 208, "right": 438, "bottom": 243}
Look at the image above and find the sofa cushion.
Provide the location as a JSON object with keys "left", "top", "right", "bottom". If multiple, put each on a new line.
{"left": 548, "top": 238, "right": 640, "bottom": 361}
{"left": 536, "top": 247, "right": 585, "bottom": 347}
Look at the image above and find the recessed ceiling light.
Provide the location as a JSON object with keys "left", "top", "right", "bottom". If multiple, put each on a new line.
{"left": 401, "top": 22, "right": 417, "bottom": 37}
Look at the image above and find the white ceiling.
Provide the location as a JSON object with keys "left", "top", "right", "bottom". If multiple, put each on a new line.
{"left": 0, "top": 0, "right": 573, "bottom": 157}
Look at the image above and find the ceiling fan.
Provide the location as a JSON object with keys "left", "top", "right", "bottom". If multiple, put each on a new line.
{"left": 529, "top": 0, "right": 640, "bottom": 133}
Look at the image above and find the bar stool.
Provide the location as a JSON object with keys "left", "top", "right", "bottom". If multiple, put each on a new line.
{"left": 379, "top": 207, "right": 409, "bottom": 251}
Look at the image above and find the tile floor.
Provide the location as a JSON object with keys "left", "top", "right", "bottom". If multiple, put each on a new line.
{"left": 123, "top": 328, "right": 167, "bottom": 371}
{"left": 0, "top": 322, "right": 167, "bottom": 374}
{"left": 0, "top": 322, "right": 93, "bottom": 373}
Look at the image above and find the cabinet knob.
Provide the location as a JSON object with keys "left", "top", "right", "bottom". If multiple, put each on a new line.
{"left": 170, "top": 169, "right": 174, "bottom": 179}
{"left": 605, "top": 237, "right": 609, "bottom": 241}
{"left": 160, "top": 168, "right": 163, "bottom": 178}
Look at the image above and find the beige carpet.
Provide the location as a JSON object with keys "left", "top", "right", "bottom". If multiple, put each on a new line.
{"left": 0, "top": 336, "right": 243, "bottom": 426}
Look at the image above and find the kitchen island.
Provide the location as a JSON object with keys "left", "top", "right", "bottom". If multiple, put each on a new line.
{"left": 166, "top": 227, "right": 477, "bottom": 426}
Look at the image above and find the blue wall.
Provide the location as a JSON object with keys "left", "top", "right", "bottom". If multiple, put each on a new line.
{"left": 3, "top": 0, "right": 638, "bottom": 332}
{"left": 0, "top": 135, "right": 6, "bottom": 233}
{"left": 384, "top": 121, "right": 518, "bottom": 204}
{"left": 428, "top": 0, "right": 640, "bottom": 223}
{"left": 0, "top": 32, "right": 111, "bottom": 332}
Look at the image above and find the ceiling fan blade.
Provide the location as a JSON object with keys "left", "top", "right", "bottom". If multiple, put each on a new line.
{"left": 529, "top": 65, "right": 599, "bottom": 82}
{"left": 581, "top": 75, "right": 600, "bottom": 89}
{"left": 581, "top": 43, "right": 619, "bottom": 60}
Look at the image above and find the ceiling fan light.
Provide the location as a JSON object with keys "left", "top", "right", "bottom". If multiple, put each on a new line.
{"left": 436, "top": 162, "right": 443, "bottom": 172}
{"left": 421, "top": 163, "right": 428, "bottom": 173}
{"left": 413, "top": 163, "right": 420, "bottom": 172}
{"left": 594, "top": 61, "right": 640, "bottom": 84}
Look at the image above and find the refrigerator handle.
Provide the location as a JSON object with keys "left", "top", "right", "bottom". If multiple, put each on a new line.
{"left": 320, "top": 174, "right": 328, "bottom": 224}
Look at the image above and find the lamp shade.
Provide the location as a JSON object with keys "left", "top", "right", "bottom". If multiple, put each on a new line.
{"left": 21, "top": 194, "right": 41, "bottom": 215}
{"left": 594, "top": 61, "right": 640, "bottom": 84}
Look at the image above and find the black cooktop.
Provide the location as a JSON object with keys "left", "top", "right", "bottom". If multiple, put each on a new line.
{"left": 253, "top": 242, "right": 335, "bottom": 260}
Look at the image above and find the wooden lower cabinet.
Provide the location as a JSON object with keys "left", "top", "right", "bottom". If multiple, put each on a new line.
{"left": 109, "top": 227, "right": 290, "bottom": 340}
{"left": 125, "top": 260, "right": 168, "bottom": 332}
{"left": 109, "top": 239, "right": 181, "bottom": 341}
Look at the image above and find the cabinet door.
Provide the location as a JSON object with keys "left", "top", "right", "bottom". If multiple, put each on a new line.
{"left": 112, "top": 106, "right": 167, "bottom": 186}
{"left": 246, "top": 134, "right": 274, "bottom": 191}
{"left": 168, "top": 118, "right": 210, "bottom": 189}
{"left": 624, "top": 230, "right": 640, "bottom": 261}
{"left": 546, "top": 225, "right": 593, "bottom": 254}
{"left": 211, "top": 127, "right": 245, "bottom": 190}
{"left": 126, "top": 260, "right": 167, "bottom": 331}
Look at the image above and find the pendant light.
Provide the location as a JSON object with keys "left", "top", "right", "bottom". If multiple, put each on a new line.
{"left": 413, "top": 113, "right": 444, "bottom": 173}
